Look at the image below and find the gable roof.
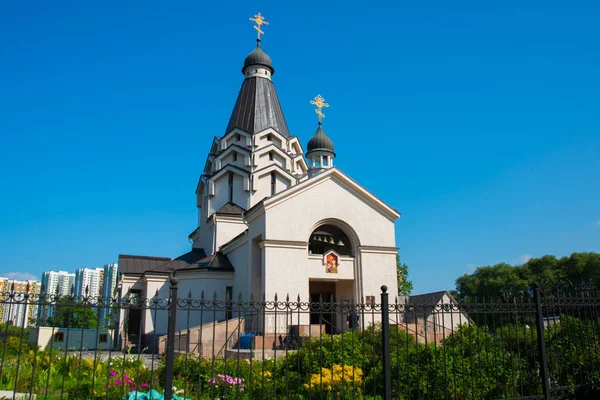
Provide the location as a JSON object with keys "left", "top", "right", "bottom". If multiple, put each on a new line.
{"left": 247, "top": 167, "right": 399, "bottom": 222}
{"left": 407, "top": 291, "right": 448, "bottom": 306}
{"left": 216, "top": 202, "right": 246, "bottom": 216}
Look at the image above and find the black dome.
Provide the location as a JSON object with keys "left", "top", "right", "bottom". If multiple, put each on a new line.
{"left": 306, "top": 125, "right": 334, "bottom": 153}
{"left": 243, "top": 42, "right": 274, "bottom": 74}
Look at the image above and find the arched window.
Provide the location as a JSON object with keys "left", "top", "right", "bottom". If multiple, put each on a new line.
{"left": 308, "top": 224, "right": 352, "bottom": 256}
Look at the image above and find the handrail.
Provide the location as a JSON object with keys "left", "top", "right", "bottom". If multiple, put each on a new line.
{"left": 319, "top": 317, "right": 337, "bottom": 334}
{"left": 216, "top": 319, "right": 243, "bottom": 358}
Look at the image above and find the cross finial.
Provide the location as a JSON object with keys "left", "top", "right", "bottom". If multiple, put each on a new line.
{"left": 250, "top": 12, "right": 269, "bottom": 41}
{"left": 310, "top": 94, "right": 330, "bottom": 124}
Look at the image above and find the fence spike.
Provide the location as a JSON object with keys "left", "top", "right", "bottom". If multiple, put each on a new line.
{"left": 297, "top": 294, "right": 301, "bottom": 302}
{"left": 286, "top": 293, "right": 289, "bottom": 302}
{"left": 274, "top": 292, "right": 278, "bottom": 301}
{"left": 213, "top": 290, "right": 217, "bottom": 300}
{"left": 250, "top": 292, "right": 254, "bottom": 302}
{"left": 319, "top": 293, "right": 323, "bottom": 304}
{"left": 71, "top": 284, "right": 75, "bottom": 296}
{"left": 188, "top": 289, "right": 192, "bottom": 299}
{"left": 155, "top": 288, "right": 159, "bottom": 297}
{"left": 85, "top": 285, "right": 89, "bottom": 296}
{"left": 238, "top": 292, "right": 243, "bottom": 301}
{"left": 201, "top": 290, "right": 205, "bottom": 300}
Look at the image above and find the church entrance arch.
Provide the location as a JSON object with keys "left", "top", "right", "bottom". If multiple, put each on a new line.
{"left": 307, "top": 219, "right": 360, "bottom": 333}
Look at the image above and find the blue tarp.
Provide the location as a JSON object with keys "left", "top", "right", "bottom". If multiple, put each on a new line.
{"left": 122, "top": 389, "right": 191, "bottom": 400}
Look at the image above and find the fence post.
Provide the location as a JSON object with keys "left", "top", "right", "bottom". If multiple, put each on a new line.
{"left": 164, "top": 275, "right": 179, "bottom": 400}
{"left": 533, "top": 282, "right": 550, "bottom": 400}
{"left": 381, "top": 285, "right": 391, "bottom": 400}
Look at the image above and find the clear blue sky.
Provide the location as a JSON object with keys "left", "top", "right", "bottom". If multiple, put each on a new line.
{"left": 1, "top": 1, "right": 599, "bottom": 294}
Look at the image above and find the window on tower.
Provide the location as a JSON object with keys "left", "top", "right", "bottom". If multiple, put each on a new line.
{"left": 269, "top": 152, "right": 274, "bottom": 161}
{"left": 233, "top": 152, "right": 238, "bottom": 162}
{"left": 270, "top": 172, "right": 276, "bottom": 196}
{"left": 228, "top": 172, "right": 234, "bottom": 202}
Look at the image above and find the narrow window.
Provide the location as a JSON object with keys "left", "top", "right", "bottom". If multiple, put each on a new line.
{"left": 228, "top": 172, "right": 234, "bottom": 202}
{"left": 54, "top": 332, "right": 64, "bottom": 343}
{"left": 226, "top": 286, "right": 233, "bottom": 320}
{"left": 270, "top": 172, "right": 276, "bottom": 196}
{"left": 269, "top": 152, "right": 274, "bottom": 161}
{"left": 99, "top": 333, "right": 108, "bottom": 343}
{"left": 323, "top": 156, "right": 328, "bottom": 166}
{"left": 233, "top": 152, "right": 238, "bottom": 162}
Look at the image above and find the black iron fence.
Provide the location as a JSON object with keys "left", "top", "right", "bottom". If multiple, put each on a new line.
{"left": 0, "top": 281, "right": 599, "bottom": 399}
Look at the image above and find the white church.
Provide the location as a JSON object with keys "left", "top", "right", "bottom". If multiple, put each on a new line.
{"left": 118, "top": 20, "right": 400, "bottom": 351}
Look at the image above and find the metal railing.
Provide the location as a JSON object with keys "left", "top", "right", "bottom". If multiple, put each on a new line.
{"left": 0, "top": 280, "right": 599, "bottom": 399}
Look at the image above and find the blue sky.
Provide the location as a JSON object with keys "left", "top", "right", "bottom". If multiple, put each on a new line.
{"left": 1, "top": 1, "right": 599, "bottom": 294}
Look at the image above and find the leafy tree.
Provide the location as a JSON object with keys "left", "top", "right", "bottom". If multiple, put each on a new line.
{"left": 47, "top": 298, "right": 99, "bottom": 329}
{"left": 396, "top": 253, "right": 413, "bottom": 296}
{"left": 455, "top": 252, "right": 600, "bottom": 301}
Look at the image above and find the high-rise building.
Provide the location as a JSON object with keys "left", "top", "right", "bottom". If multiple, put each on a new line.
{"left": 40, "top": 270, "right": 75, "bottom": 320}
{"left": 0, "top": 278, "right": 41, "bottom": 327}
{"left": 74, "top": 267, "right": 104, "bottom": 298}
{"left": 99, "top": 263, "right": 119, "bottom": 326}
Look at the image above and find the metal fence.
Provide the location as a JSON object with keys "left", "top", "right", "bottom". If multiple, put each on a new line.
{"left": 0, "top": 280, "right": 599, "bottom": 399}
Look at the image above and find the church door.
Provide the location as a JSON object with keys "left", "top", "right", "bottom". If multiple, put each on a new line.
{"left": 309, "top": 282, "right": 337, "bottom": 334}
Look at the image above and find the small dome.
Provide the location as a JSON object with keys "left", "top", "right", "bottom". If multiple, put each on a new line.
{"left": 307, "top": 125, "right": 334, "bottom": 153}
{"left": 243, "top": 42, "right": 274, "bottom": 74}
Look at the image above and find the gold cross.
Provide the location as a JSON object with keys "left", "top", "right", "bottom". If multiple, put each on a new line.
{"left": 249, "top": 12, "right": 269, "bottom": 40}
{"left": 310, "top": 94, "right": 329, "bottom": 123}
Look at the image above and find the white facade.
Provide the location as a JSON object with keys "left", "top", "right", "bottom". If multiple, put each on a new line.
{"left": 117, "top": 38, "right": 400, "bottom": 346}
{"left": 30, "top": 327, "right": 115, "bottom": 350}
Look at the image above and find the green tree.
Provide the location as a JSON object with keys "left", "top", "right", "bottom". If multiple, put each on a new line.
{"left": 396, "top": 253, "right": 413, "bottom": 296}
{"left": 47, "top": 298, "right": 99, "bottom": 329}
{"left": 455, "top": 252, "right": 600, "bottom": 300}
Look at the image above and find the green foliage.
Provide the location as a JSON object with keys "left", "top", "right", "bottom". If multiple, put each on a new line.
{"left": 47, "top": 297, "right": 99, "bottom": 329}
{"left": 0, "top": 313, "right": 599, "bottom": 399}
{"left": 455, "top": 252, "right": 600, "bottom": 301}
{"left": 397, "top": 253, "right": 413, "bottom": 296}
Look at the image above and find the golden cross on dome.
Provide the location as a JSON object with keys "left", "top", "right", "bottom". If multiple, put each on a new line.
{"left": 310, "top": 94, "right": 329, "bottom": 123}
{"left": 249, "top": 12, "right": 269, "bottom": 40}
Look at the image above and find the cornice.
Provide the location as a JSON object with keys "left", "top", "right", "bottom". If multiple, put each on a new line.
{"left": 259, "top": 239, "right": 308, "bottom": 250}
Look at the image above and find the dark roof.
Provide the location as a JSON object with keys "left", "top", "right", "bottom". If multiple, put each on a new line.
{"left": 216, "top": 202, "right": 246, "bottom": 215}
{"left": 243, "top": 42, "right": 274, "bottom": 74}
{"left": 148, "top": 248, "right": 234, "bottom": 274}
{"left": 225, "top": 76, "right": 290, "bottom": 138}
{"left": 118, "top": 255, "right": 172, "bottom": 275}
{"left": 407, "top": 291, "right": 448, "bottom": 306}
{"left": 306, "top": 124, "right": 334, "bottom": 154}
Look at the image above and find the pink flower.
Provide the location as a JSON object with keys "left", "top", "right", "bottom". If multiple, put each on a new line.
{"left": 124, "top": 375, "right": 131, "bottom": 381}
{"left": 177, "top": 375, "right": 182, "bottom": 379}
{"left": 115, "top": 379, "right": 123, "bottom": 386}
{"left": 141, "top": 383, "right": 148, "bottom": 389}
{"left": 110, "top": 371, "right": 118, "bottom": 377}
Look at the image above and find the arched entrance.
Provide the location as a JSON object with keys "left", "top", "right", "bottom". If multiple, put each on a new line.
{"left": 307, "top": 220, "right": 360, "bottom": 333}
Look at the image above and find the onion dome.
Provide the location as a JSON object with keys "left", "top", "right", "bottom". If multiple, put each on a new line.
{"left": 306, "top": 124, "right": 334, "bottom": 154}
{"left": 242, "top": 40, "right": 274, "bottom": 75}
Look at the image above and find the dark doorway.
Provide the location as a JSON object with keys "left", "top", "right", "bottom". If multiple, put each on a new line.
{"left": 309, "top": 281, "right": 336, "bottom": 334}
{"left": 127, "top": 290, "right": 142, "bottom": 336}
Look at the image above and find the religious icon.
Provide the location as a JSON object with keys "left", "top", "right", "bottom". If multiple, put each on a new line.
{"left": 326, "top": 252, "right": 339, "bottom": 274}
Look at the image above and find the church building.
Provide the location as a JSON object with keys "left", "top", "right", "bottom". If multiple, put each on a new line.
{"left": 118, "top": 15, "right": 400, "bottom": 348}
